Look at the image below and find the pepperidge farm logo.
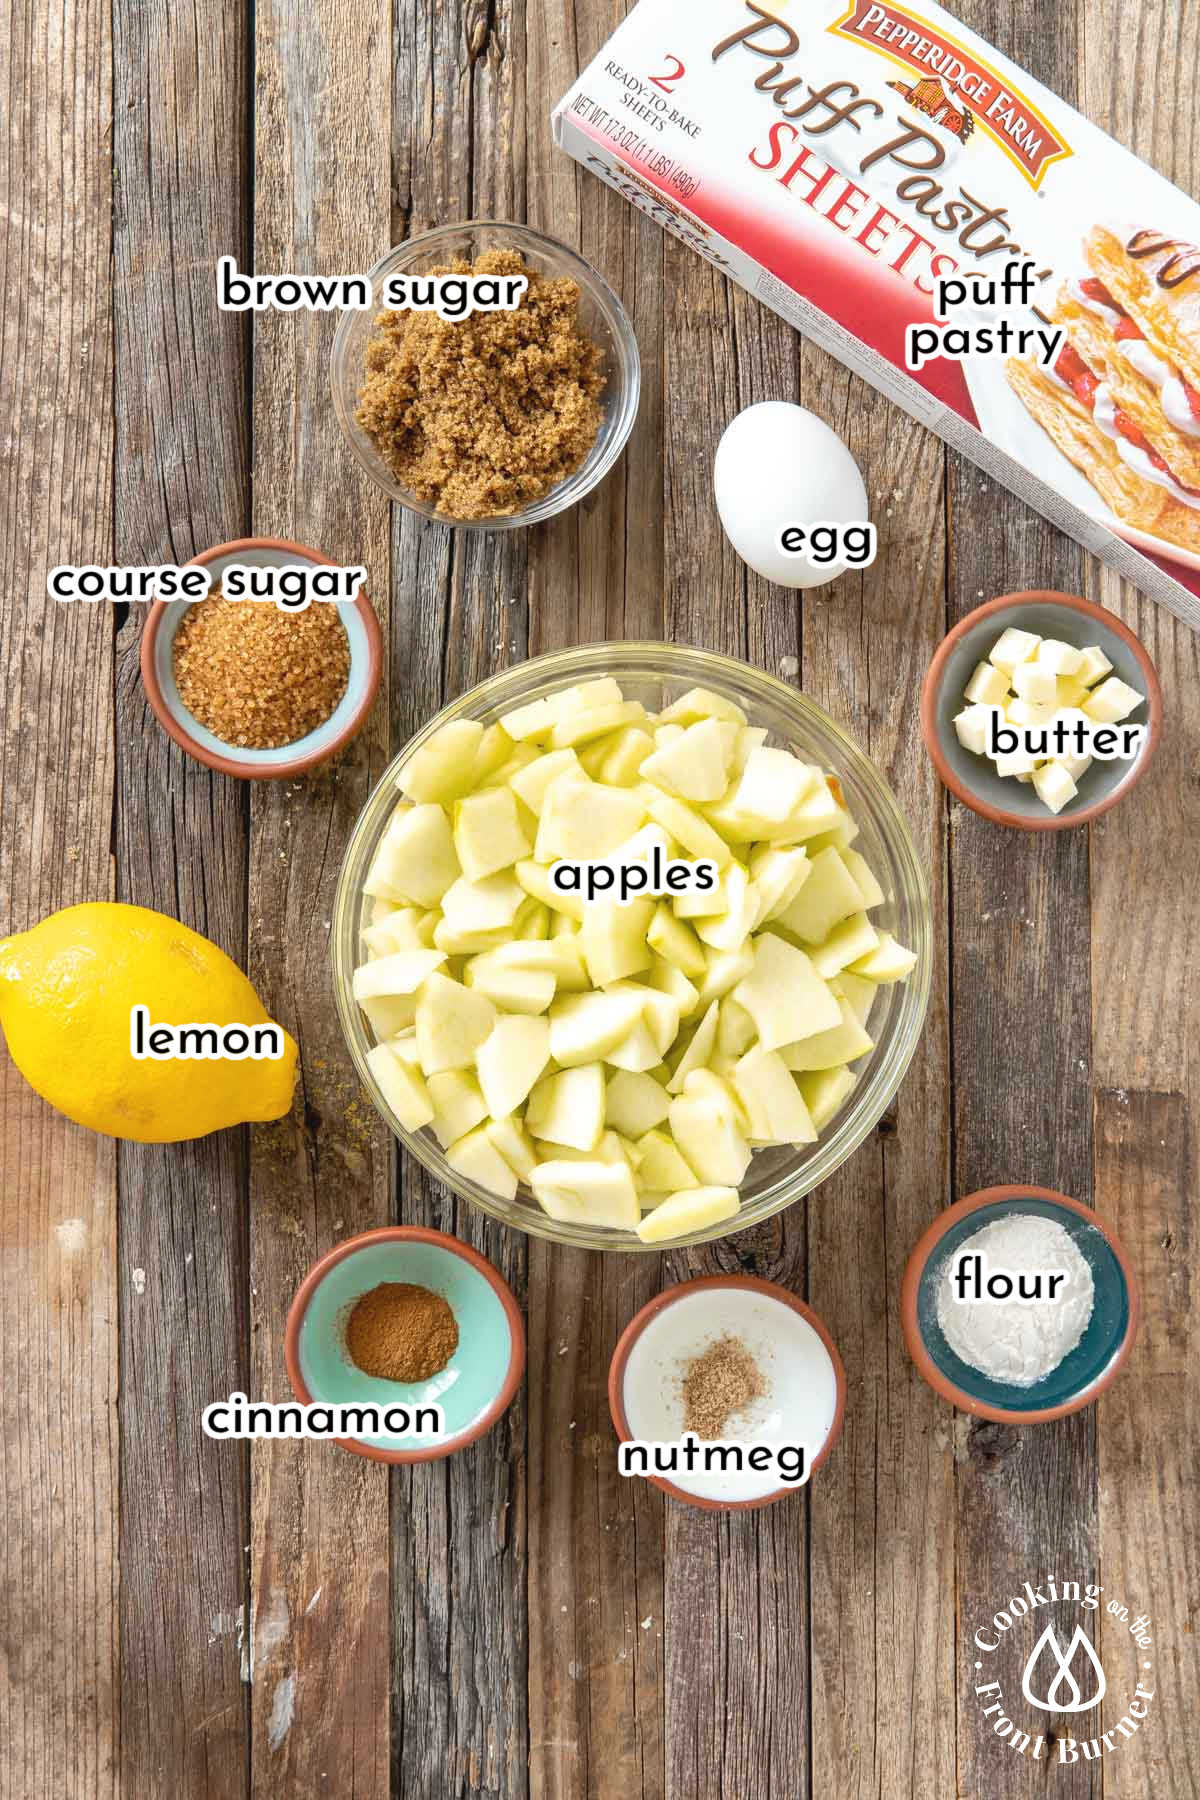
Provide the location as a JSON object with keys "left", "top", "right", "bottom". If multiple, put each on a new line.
{"left": 830, "top": 2, "right": 1072, "bottom": 187}
{"left": 969, "top": 1576, "right": 1158, "bottom": 1766}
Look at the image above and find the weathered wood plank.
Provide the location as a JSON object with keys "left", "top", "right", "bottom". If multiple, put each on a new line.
{"left": 0, "top": 0, "right": 118, "bottom": 1792}
{"left": 1093, "top": 1092, "right": 1197, "bottom": 1796}
{"left": 1079, "top": 6, "right": 1200, "bottom": 1773}
{"left": 110, "top": 0, "right": 254, "bottom": 1786}
{"left": 247, "top": 0, "right": 393, "bottom": 1789}
{"left": 942, "top": 3, "right": 1104, "bottom": 1791}
{"left": 386, "top": 6, "right": 533, "bottom": 1798}
{"left": 522, "top": 6, "right": 669, "bottom": 1798}
{"left": 801, "top": 376, "right": 957, "bottom": 1794}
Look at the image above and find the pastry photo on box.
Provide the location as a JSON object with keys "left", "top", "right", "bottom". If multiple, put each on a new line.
{"left": 1007, "top": 226, "right": 1200, "bottom": 565}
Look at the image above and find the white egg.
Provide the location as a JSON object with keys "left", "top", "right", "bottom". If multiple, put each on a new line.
{"left": 713, "top": 401, "right": 870, "bottom": 590}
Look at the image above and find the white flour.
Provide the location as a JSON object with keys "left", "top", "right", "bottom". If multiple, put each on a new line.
{"left": 937, "top": 1214, "right": 1095, "bottom": 1388}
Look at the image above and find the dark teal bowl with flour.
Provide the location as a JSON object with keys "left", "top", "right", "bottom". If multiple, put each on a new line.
{"left": 900, "top": 1186, "right": 1138, "bottom": 1423}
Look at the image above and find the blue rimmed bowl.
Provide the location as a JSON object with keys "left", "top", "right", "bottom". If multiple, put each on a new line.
{"left": 284, "top": 1226, "right": 525, "bottom": 1463}
{"left": 901, "top": 1185, "right": 1138, "bottom": 1422}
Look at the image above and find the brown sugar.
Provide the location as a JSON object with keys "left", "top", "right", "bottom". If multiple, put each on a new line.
{"left": 355, "top": 249, "right": 606, "bottom": 519}
{"left": 681, "top": 1335, "right": 765, "bottom": 1439}
{"left": 345, "top": 1281, "right": 459, "bottom": 1384}
{"left": 172, "top": 592, "right": 350, "bottom": 748}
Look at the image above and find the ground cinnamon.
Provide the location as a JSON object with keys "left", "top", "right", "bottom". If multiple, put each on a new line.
{"left": 681, "top": 1335, "right": 764, "bottom": 1439}
{"left": 345, "top": 1281, "right": 459, "bottom": 1383}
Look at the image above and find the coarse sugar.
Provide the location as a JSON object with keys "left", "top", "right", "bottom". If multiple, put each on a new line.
{"left": 172, "top": 592, "right": 350, "bottom": 749}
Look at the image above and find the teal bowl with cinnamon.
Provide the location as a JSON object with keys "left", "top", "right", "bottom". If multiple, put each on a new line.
{"left": 284, "top": 1225, "right": 525, "bottom": 1463}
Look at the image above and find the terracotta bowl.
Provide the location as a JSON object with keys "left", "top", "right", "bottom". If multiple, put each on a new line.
{"left": 608, "top": 1274, "right": 846, "bottom": 1510}
{"left": 920, "top": 589, "right": 1161, "bottom": 830}
{"left": 140, "top": 536, "right": 382, "bottom": 779}
{"left": 901, "top": 1186, "right": 1139, "bottom": 1424}
{"left": 284, "top": 1225, "right": 525, "bottom": 1464}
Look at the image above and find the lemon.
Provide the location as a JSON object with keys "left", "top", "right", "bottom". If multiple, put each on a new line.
{"left": 0, "top": 902, "right": 298, "bottom": 1142}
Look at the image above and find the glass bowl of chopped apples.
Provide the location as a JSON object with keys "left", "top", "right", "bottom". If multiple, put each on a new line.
{"left": 332, "top": 645, "right": 931, "bottom": 1250}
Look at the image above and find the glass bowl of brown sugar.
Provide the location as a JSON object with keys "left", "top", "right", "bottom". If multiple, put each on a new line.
{"left": 329, "top": 221, "right": 641, "bottom": 529}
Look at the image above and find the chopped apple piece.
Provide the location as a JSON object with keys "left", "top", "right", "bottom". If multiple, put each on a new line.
{"left": 732, "top": 1047, "right": 817, "bottom": 1144}
{"left": 361, "top": 908, "right": 436, "bottom": 957}
{"left": 525, "top": 1063, "right": 605, "bottom": 1151}
{"left": 486, "top": 1115, "right": 538, "bottom": 1181}
{"left": 445, "top": 1125, "right": 518, "bottom": 1201}
{"left": 776, "top": 845, "right": 865, "bottom": 944}
{"left": 467, "top": 722, "right": 515, "bottom": 788}
{"left": 658, "top": 685, "right": 747, "bottom": 727}
{"left": 809, "top": 913, "right": 879, "bottom": 979}
{"left": 840, "top": 848, "right": 884, "bottom": 909}
{"left": 358, "top": 994, "right": 417, "bottom": 1041}
{"left": 365, "top": 1042, "right": 434, "bottom": 1132}
{"left": 730, "top": 746, "right": 814, "bottom": 835}
{"left": 635, "top": 1128, "right": 699, "bottom": 1191}
{"left": 668, "top": 1070, "right": 752, "bottom": 1186}
{"left": 695, "top": 941, "right": 756, "bottom": 1008}
{"left": 515, "top": 858, "right": 585, "bottom": 922}
{"left": 427, "top": 1069, "right": 489, "bottom": 1149}
{"left": 666, "top": 999, "right": 720, "bottom": 1093}
{"left": 647, "top": 903, "right": 707, "bottom": 978}
{"left": 549, "top": 990, "right": 643, "bottom": 1066}
{"left": 644, "top": 792, "right": 733, "bottom": 868}
{"left": 535, "top": 775, "right": 646, "bottom": 861}
{"left": 415, "top": 972, "right": 496, "bottom": 1075}
{"left": 396, "top": 719, "right": 485, "bottom": 805}
{"left": 776, "top": 774, "right": 846, "bottom": 844}
{"left": 464, "top": 952, "right": 555, "bottom": 1014}
{"left": 640, "top": 718, "right": 732, "bottom": 802}
{"left": 647, "top": 957, "right": 701, "bottom": 1018}
{"left": 795, "top": 1065, "right": 855, "bottom": 1131}
{"left": 636, "top": 1185, "right": 739, "bottom": 1243}
{"left": 716, "top": 996, "right": 757, "bottom": 1061}
{"left": 451, "top": 787, "right": 531, "bottom": 881}
{"left": 733, "top": 931, "right": 841, "bottom": 1049}
{"left": 352, "top": 947, "right": 446, "bottom": 1002}
{"left": 694, "top": 864, "right": 760, "bottom": 952}
{"left": 779, "top": 996, "right": 874, "bottom": 1071}
{"left": 605, "top": 1069, "right": 671, "bottom": 1139}
{"left": 476, "top": 1015, "right": 551, "bottom": 1119}
{"left": 848, "top": 930, "right": 916, "bottom": 982}
{"left": 508, "top": 747, "right": 581, "bottom": 815}
{"left": 750, "top": 845, "right": 811, "bottom": 920}
{"left": 834, "top": 970, "right": 877, "bottom": 1027}
{"left": 579, "top": 899, "right": 654, "bottom": 987}
{"left": 364, "top": 804, "right": 460, "bottom": 908}
{"left": 598, "top": 727, "right": 654, "bottom": 786}
{"left": 531, "top": 1159, "right": 640, "bottom": 1230}
{"left": 550, "top": 700, "right": 647, "bottom": 749}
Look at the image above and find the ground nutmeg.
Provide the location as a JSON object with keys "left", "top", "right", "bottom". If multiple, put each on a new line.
{"left": 681, "top": 1334, "right": 765, "bottom": 1439}
{"left": 345, "top": 1282, "right": 459, "bottom": 1384}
